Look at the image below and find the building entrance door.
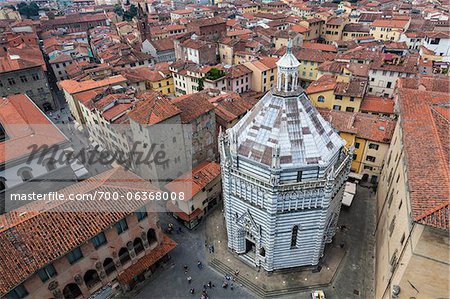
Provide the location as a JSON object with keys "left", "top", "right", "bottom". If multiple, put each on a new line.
{"left": 245, "top": 238, "right": 255, "bottom": 254}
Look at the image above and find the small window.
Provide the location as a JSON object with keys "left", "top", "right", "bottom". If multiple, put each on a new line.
{"left": 135, "top": 207, "right": 148, "bottom": 221}
{"left": 290, "top": 225, "right": 298, "bottom": 248}
{"left": 37, "top": 264, "right": 57, "bottom": 282}
{"left": 115, "top": 219, "right": 128, "bottom": 234}
{"left": 368, "top": 143, "right": 379, "bottom": 150}
{"left": 6, "top": 285, "right": 28, "bottom": 299}
{"left": 318, "top": 95, "right": 325, "bottom": 103}
{"left": 296, "top": 171, "right": 302, "bottom": 182}
{"left": 355, "top": 142, "right": 360, "bottom": 149}
{"left": 335, "top": 95, "right": 343, "bottom": 100}
{"left": 346, "top": 107, "right": 355, "bottom": 112}
{"left": 67, "top": 247, "right": 83, "bottom": 264}
{"left": 19, "top": 75, "right": 27, "bottom": 83}
{"left": 366, "top": 155, "right": 376, "bottom": 162}
{"left": 333, "top": 105, "right": 341, "bottom": 111}
{"left": 91, "top": 232, "right": 107, "bottom": 248}
{"left": 7, "top": 78, "right": 15, "bottom": 85}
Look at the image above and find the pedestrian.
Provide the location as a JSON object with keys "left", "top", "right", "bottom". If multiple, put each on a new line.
{"left": 203, "top": 284, "right": 207, "bottom": 291}
{"left": 183, "top": 264, "right": 188, "bottom": 274}
{"left": 178, "top": 226, "right": 182, "bottom": 233}
{"left": 207, "top": 281, "right": 212, "bottom": 288}
{"left": 208, "top": 245, "right": 212, "bottom": 253}
{"left": 197, "top": 261, "right": 203, "bottom": 269}
{"left": 211, "top": 244, "right": 215, "bottom": 253}
{"left": 231, "top": 282, "right": 234, "bottom": 290}
{"left": 234, "top": 269, "right": 240, "bottom": 276}
{"left": 187, "top": 276, "right": 192, "bottom": 284}
{"left": 189, "top": 288, "right": 195, "bottom": 295}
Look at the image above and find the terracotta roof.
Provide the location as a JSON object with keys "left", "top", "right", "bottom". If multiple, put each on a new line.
{"left": 0, "top": 94, "right": 67, "bottom": 165}
{"left": 345, "top": 63, "right": 370, "bottom": 78}
{"left": 227, "top": 64, "right": 252, "bottom": 78}
{"left": 152, "top": 37, "right": 175, "bottom": 52}
{"left": 327, "top": 17, "right": 345, "bottom": 26}
{"left": 172, "top": 91, "right": 216, "bottom": 124}
{"left": 248, "top": 56, "right": 278, "bottom": 71}
{"left": 276, "top": 46, "right": 336, "bottom": 63}
{"left": 370, "top": 53, "right": 419, "bottom": 74}
{"left": 302, "top": 42, "right": 337, "bottom": 52}
{"left": 209, "top": 92, "right": 253, "bottom": 123}
{"left": 305, "top": 74, "right": 337, "bottom": 94}
{"left": 396, "top": 76, "right": 449, "bottom": 231}
{"left": 334, "top": 80, "right": 367, "bottom": 98}
{"left": 318, "top": 108, "right": 396, "bottom": 143}
{"left": 128, "top": 91, "right": 181, "bottom": 125}
{"left": 165, "top": 161, "right": 221, "bottom": 201}
{"left": 117, "top": 234, "right": 176, "bottom": 284}
{"left": 0, "top": 167, "right": 160, "bottom": 295}
{"left": 372, "top": 18, "right": 409, "bottom": 29}
{"left": 58, "top": 75, "right": 127, "bottom": 94}
{"left": 360, "top": 96, "right": 395, "bottom": 114}
{"left": 343, "top": 23, "right": 370, "bottom": 33}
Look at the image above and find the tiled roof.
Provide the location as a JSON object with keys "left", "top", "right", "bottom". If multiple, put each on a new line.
{"left": 128, "top": 91, "right": 181, "bottom": 125}
{"left": 302, "top": 42, "right": 337, "bottom": 52}
{"left": 305, "top": 74, "right": 337, "bottom": 94}
{"left": 343, "top": 23, "right": 370, "bottom": 33}
{"left": 334, "top": 80, "right": 367, "bottom": 98}
{"left": 0, "top": 94, "right": 67, "bottom": 165}
{"left": 248, "top": 56, "right": 278, "bottom": 71}
{"left": 227, "top": 64, "right": 252, "bottom": 78}
{"left": 165, "top": 161, "right": 221, "bottom": 201}
{"left": 0, "top": 167, "right": 160, "bottom": 295}
{"left": 370, "top": 53, "right": 419, "bottom": 73}
{"left": 152, "top": 37, "right": 175, "bottom": 52}
{"left": 172, "top": 91, "right": 215, "bottom": 124}
{"left": 360, "top": 96, "right": 395, "bottom": 114}
{"left": 372, "top": 18, "right": 410, "bottom": 29}
{"left": 318, "top": 108, "right": 396, "bottom": 143}
{"left": 231, "top": 89, "right": 345, "bottom": 168}
{"left": 396, "top": 76, "right": 449, "bottom": 231}
{"left": 209, "top": 92, "right": 253, "bottom": 123}
{"left": 58, "top": 75, "right": 127, "bottom": 94}
{"left": 117, "top": 234, "right": 176, "bottom": 284}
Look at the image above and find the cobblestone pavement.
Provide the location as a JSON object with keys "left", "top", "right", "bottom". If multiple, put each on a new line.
{"left": 131, "top": 185, "right": 375, "bottom": 299}
{"left": 133, "top": 211, "right": 257, "bottom": 299}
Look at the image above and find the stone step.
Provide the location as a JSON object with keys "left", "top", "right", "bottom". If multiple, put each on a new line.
{"left": 209, "top": 258, "right": 332, "bottom": 298}
{"left": 209, "top": 258, "right": 266, "bottom": 298}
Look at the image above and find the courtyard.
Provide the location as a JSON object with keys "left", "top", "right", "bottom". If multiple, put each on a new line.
{"left": 126, "top": 185, "right": 375, "bottom": 299}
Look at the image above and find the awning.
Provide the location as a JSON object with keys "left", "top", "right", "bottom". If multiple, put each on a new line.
{"left": 117, "top": 235, "right": 177, "bottom": 285}
{"left": 345, "top": 182, "right": 357, "bottom": 195}
{"left": 166, "top": 201, "right": 203, "bottom": 222}
{"left": 349, "top": 172, "right": 363, "bottom": 180}
{"left": 342, "top": 192, "right": 355, "bottom": 207}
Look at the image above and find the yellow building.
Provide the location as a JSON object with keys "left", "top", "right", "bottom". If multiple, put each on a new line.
{"left": 145, "top": 71, "right": 174, "bottom": 95}
{"left": 375, "top": 76, "right": 449, "bottom": 299}
{"left": 165, "top": 162, "right": 222, "bottom": 228}
{"left": 318, "top": 108, "right": 396, "bottom": 182}
{"left": 243, "top": 57, "right": 278, "bottom": 92}
{"left": 322, "top": 17, "right": 347, "bottom": 44}
{"left": 299, "top": 18, "right": 325, "bottom": 41}
{"left": 306, "top": 74, "right": 367, "bottom": 112}
{"left": 239, "top": 3, "right": 260, "bottom": 14}
{"left": 370, "top": 18, "right": 410, "bottom": 42}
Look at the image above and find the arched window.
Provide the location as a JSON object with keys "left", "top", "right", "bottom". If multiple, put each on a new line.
{"left": 118, "top": 247, "right": 130, "bottom": 265}
{"left": 83, "top": 269, "right": 100, "bottom": 288}
{"left": 318, "top": 95, "right": 325, "bottom": 103}
{"left": 62, "top": 283, "right": 82, "bottom": 299}
{"left": 44, "top": 158, "right": 57, "bottom": 172}
{"left": 133, "top": 238, "right": 144, "bottom": 255}
{"left": 147, "top": 228, "right": 157, "bottom": 245}
{"left": 17, "top": 167, "right": 33, "bottom": 182}
{"left": 290, "top": 225, "right": 298, "bottom": 248}
{"left": 103, "top": 258, "right": 116, "bottom": 276}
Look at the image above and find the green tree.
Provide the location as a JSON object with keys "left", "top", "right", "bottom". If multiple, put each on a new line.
{"left": 114, "top": 4, "right": 124, "bottom": 16}
{"left": 17, "top": 2, "right": 39, "bottom": 18}
{"left": 123, "top": 4, "right": 137, "bottom": 21}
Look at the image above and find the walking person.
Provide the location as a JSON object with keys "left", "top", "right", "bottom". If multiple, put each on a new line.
{"left": 187, "top": 276, "right": 192, "bottom": 284}
{"left": 211, "top": 244, "right": 215, "bottom": 253}
{"left": 197, "top": 261, "right": 203, "bottom": 269}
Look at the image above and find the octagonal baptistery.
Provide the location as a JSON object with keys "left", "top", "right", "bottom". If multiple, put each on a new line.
{"left": 219, "top": 42, "right": 353, "bottom": 271}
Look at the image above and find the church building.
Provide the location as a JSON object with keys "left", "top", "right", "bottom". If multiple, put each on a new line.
{"left": 219, "top": 41, "right": 353, "bottom": 271}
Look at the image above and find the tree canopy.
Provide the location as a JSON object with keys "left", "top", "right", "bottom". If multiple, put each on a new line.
{"left": 17, "top": 2, "right": 39, "bottom": 18}
{"left": 123, "top": 4, "right": 137, "bottom": 21}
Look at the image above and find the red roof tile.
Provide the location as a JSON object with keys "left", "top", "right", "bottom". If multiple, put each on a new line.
{"left": 128, "top": 91, "right": 181, "bottom": 125}
{"left": 0, "top": 167, "right": 160, "bottom": 295}
{"left": 172, "top": 91, "right": 215, "bottom": 124}
{"left": 360, "top": 96, "right": 395, "bottom": 114}
{"left": 396, "top": 76, "right": 449, "bottom": 231}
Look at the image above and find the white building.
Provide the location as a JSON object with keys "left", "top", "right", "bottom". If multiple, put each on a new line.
{"left": 219, "top": 42, "right": 352, "bottom": 271}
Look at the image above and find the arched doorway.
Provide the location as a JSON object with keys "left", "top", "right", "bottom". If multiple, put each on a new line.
{"left": 147, "top": 228, "right": 157, "bottom": 245}
{"left": 133, "top": 237, "right": 144, "bottom": 255}
{"left": 103, "top": 258, "right": 116, "bottom": 276}
{"left": 83, "top": 269, "right": 100, "bottom": 288}
{"left": 119, "top": 247, "right": 130, "bottom": 265}
{"left": 63, "top": 283, "right": 82, "bottom": 299}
